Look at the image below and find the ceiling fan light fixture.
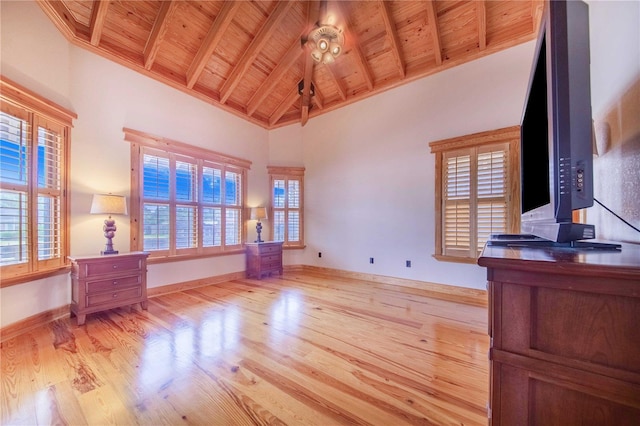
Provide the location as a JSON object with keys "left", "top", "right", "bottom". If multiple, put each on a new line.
{"left": 317, "top": 37, "right": 330, "bottom": 52}
{"left": 308, "top": 25, "right": 344, "bottom": 65}
{"left": 329, "top": 42, "right": 342, "bottom": 57}
{"left": 322, "top": 52, "right": 335, "bottom": 64}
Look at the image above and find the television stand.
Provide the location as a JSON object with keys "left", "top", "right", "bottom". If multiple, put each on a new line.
{"left": 488, "top": 234, "right": 621, "bottom": 250}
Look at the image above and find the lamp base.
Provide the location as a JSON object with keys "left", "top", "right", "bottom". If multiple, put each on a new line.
{"left": 101, "top": 249, "right": 119, "bottom": 255}
{"left": 255, "top": 221, "right": 264, "bottom": 243}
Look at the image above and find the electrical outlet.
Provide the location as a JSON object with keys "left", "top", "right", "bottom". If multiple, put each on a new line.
{"left": 369, "top": 257, "right": 374, "bottom": 264}
{"left": 318, "top": 252, "right": 322, "bottom": 258}
{"left": 406, "top": 260, "right": 411, "bottom": 267}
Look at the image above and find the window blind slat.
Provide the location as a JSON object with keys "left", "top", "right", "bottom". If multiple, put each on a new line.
{"left": 0, "top": 190, "right": 29, "bottom": 265}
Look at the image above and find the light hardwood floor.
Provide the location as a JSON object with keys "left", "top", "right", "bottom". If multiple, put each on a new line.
{"left": 1, "top": 272, "right": 489, "bottom": 425}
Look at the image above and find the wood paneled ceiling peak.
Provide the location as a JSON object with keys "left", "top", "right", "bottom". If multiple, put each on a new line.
{"left": 37, "top": 0, "right": 543, "bottom": 129}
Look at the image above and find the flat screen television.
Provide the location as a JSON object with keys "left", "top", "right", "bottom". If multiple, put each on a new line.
{"left": 520, "top": 0, "right": 596, "bottom": 243}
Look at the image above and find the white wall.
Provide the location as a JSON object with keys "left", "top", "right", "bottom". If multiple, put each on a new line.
{"left": 270, "top": 41, "right": 536, "bottom": 290}
{"left": 586, "top": 0, "right": 640, "bottom": 244}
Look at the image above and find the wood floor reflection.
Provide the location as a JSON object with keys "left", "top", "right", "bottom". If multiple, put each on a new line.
{"left": 1, "top": 272, "right": 489, "bottom": 425}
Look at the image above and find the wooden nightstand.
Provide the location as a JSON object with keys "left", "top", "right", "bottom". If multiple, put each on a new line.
{"left": 68, "top": 252, "right": 149, "bottom": 325}
{"left": 246, "top": 242, "right": 283, "bottom": 279}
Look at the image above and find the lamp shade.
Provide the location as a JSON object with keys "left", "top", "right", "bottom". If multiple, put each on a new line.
{"left": 90, "top": 194, "right": 128, "bottom": 215}
{"left": 250, "top": 207, "right": 268, "bottom": 221}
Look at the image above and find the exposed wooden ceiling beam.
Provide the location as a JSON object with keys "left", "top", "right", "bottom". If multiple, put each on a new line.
{"left": 247, "top": 37, "right": 304, "bottom": 117}
{"left": 143, "top": 0, "right": 179, "bottom": 71}
{"left": 426, "top": 0, "right": 443, "bottom": 65}
{"left": 337, "top": 2, "right": 374, "bottom": 91}
{"left": 220, "top": 1, "right": 294, "bottom": 105}
{"left": 379, "top": 0, "right": 405, "bottom": 79}
{"left": 477, "top": 1, "right": 487, "bottom": 50}
{"left": 311, "top": 81, "right": 324, "bottom": 110}
{"left": 186, "top": 1, "right": 241, "bottom": 89}
{"left": 323, "top": 65, "right": 347, "bottom": 101}
{"left": 532, "top": 0, "right": 544, "bottom": 33}
{"left": 89, "top": 0, "right": 109, "bottom": 46}
{"left": 270, "top": 87, "right": 300, "bottom": 127}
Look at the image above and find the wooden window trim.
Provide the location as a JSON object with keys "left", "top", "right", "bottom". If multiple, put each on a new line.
{"left": 429, "top": 126, "right": 520, "bottom": 261}
{"left": 0, "top": 76, "right": 75, "bottom": 287}
{"left": 124, "top": 128, "right": 251, "bottom": 260}
{"left": 267, "top": 166, "right": 305, "bottom": 248}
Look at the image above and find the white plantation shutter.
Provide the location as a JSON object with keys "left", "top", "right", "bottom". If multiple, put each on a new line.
{"left": 36, "top": 122, "right": 63, "bottom": 261}
{"left": 269, "top": 167, "right": 304, "bottom": 248}
{"left": 443, "top": 152, "right": 472, "bottom": 255}
{"left": 476, "top": 146, "right": 508, "bottom": 253}
{"left": 1, "top": 109, "right": 30, "bottom": 266}
{"left": 1, "top": 78, "right": 73, "bottom": 283}
{"left": 432, "top": 128, "right": 517, "bottom": 260}
{"left": 224, "top": 170, "right": 242, "bottom": 247}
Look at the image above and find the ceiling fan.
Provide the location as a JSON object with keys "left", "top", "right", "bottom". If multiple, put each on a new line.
{"left": 299, "top": 0, "right": 345, "bottom": 126}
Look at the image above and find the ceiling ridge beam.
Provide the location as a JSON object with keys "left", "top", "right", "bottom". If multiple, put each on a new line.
{"left": 337, "top": 1, "right": 374, "bottom": 91}
{"left": 89, "top": 0, "right": 109, "bottom": 46}
{"left": 186, "top": 1, "right": 242, "bottom": 89}
{"left": 143, "top": 0, "right": 179, "bottom": 71}
{"left": 379, "top": 0, "right": 405, "bottom": 79}
{"left": 426, "top": 1, "right": 443, "bottom": 66}
{"left": 220, "top": 1, "right": 294, "bottom": 105}
{"left": 270, "top": 87, "right": 300, "bottom": 127}
{"left": 247, "top": 37, "right": 304, "bottom": 117}
{"left": 477, "top": 1, "right": 487, "bottom": 50}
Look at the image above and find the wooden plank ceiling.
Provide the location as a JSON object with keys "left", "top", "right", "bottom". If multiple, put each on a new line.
{"left": 38, "top": 0, "right": 544, "bottom": 129}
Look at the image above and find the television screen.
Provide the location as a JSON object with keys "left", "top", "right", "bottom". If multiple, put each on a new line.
{"left": 521, "top": 37, "right": 550, "bottom": 215}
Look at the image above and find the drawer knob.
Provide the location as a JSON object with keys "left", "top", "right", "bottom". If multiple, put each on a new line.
{"left": 112, "top": 281, "right": 118, "bottom": 285}
{"left": 112, "top": 293, "right": 118, "bottom": 298}
{"left": 112, "top": 265, "right": 118, "bottom": 269}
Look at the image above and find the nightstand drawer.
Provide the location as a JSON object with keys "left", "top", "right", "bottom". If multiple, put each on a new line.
{"left": 84, "top": 258, "right": 142, "bottom": 276}
{"left": 86, "top": 275, "right": 142, "bottom": 294}
{"left": 87, "top": 287, "right": 142, "bottom": 308}
{"left": 259, "top": 244, "right": 281, "bottom": 255}
{"left": 261, "top": 254, "right": 281, "bottom": 263}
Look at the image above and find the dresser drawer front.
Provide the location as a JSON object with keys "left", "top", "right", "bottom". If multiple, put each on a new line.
{"left": 86, "top": 275, "right": 142, "bottom": 294}
{"left": 262, "top": 260, "right": 282, "bottom": 270}
{"left": 87, "top": 287, "right": 142, "bottom": 308}
{"left": 261, "top": 254, "right": 282, "bottom": 263}
{"left": 85, "top": 258, "right": 142, "bottom": 277}
{"left": 259, "top": 244, "right": 282, "bottom": 255}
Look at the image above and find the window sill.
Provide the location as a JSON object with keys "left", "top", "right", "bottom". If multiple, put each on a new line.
{"left": 0, "top": 266, "right": 71, "bottom": 288}
{"left": 146, "top": 249, "right": 246, "bottom": 265}
{"left": 283, "top": 245, "right": 306, "bottom": 250}
{"left": 432, "top": 254, "right": 479, "bottom": 265}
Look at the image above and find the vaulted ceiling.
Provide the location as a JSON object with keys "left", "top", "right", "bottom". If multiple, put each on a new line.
{"left": 38, "top": 0, "right": 543, "bottom": 129}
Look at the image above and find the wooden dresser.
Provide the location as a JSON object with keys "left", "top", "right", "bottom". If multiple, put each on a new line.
{"left": 478, "top": 243, "right": 640, "bottom": 425}
{"left": 69, "top": 252, "right": 149, "bottom": 325}
{"left": 246, "top": 242, "right": 283, "bottom": 279}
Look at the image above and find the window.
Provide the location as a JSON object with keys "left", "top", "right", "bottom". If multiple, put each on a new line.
{"left": 0, "top": 77, "right": 75, "bottom": 285}
{"left": 125, "top": 128, "right": 250, "bottom": 259}
{"left": 429, "top": 126, "right": 520, "bottom": 261}
{"left": 268, "top": 166, "right": 305, "bottom": 248}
